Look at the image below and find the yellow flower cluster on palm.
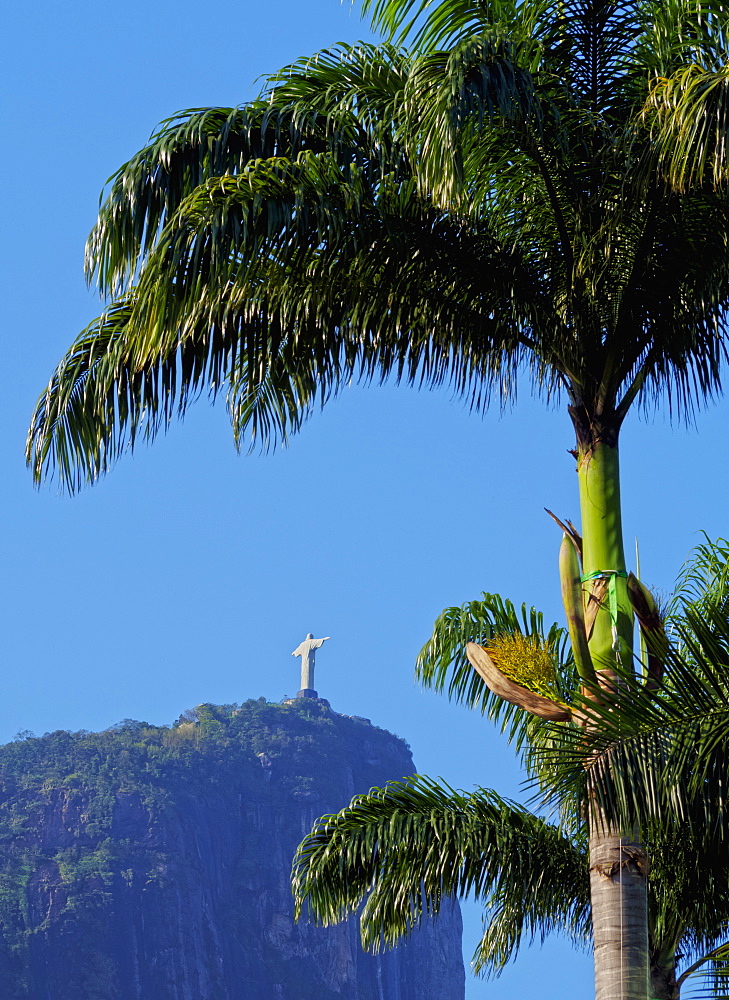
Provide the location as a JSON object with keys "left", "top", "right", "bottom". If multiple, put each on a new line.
{"left": 486, "top": 633, "right": 567, "bottom": 705}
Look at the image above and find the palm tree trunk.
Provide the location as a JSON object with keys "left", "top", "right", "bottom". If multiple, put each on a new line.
{"left": 577, "top": 438, "right": 650, "bottom": 1000}
{"left": 650, "top": 959, "right": 679, "bottom": 1000}
{"left": 589, "top": 818, "right": 650, "bottom": 1000}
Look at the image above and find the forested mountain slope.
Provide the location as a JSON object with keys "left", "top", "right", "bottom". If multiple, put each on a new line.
{"left": 0, "top": 698, "right": 464, "bottom": 999}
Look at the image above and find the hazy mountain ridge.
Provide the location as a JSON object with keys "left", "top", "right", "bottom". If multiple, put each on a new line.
{"left": 0, "top": 698, "right": 464, "bottom": 999}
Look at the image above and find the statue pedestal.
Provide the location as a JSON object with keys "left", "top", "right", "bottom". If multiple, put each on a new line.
{"left": 297, "top": 688, "right": 318, "bottom": 699}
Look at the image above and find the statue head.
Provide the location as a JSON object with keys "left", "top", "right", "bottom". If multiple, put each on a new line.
{"left": 306, "top": 632, "right": 314, "bottom": 639}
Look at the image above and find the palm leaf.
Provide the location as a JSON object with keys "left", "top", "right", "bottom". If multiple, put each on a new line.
{"left": 31, "top": 139, "right": 554, "bottom": 486}
{"left": 87, "top": 43, "right": 412, "bottom": 296}
{"left": 292, "top": 774, "right": 589, "bottom": 971}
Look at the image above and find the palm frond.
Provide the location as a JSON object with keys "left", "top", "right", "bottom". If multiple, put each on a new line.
{"left": 292, "top": 775, "right": 589, "bottom": 970}
{"left": 26, "top": 300, "right": 142, "bottom": 491}
{"left": 645, "top": 59, "right": 729, "bottom": 191}
{"left": 87, "top": 104, "right": 274, "bottom": 295}
{"left": 668, "top": 534, "right": 729, "bottom": 620}
{"left": 361, "top": 0, "right": 556, "bottom": 53}
{"left": 651, "top": 825, "right": 729, "bottom": 993}
{"left": 87, "top": 42, "right": 412, "bottom": 295}
{"left": 677, "top": 940, "right": 729, "bottom": 1000}
{"left": 32, "top": 142, "right": 555, "bottom": 487}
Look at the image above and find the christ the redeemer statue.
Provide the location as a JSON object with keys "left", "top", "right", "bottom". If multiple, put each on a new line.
{"left": 292, "top": 633, "right": 330, "bottom": 698}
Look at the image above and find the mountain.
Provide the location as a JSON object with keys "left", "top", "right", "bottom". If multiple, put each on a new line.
{"left": 0, "top": 698, "right": 465, "bottom": 999}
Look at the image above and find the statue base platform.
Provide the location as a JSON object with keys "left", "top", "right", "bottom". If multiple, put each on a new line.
{"left": 284, "top": 694, "right": 331, "bottom": 709}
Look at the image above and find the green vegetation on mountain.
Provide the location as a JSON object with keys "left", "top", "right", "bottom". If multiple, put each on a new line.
{"left": 0, "top": 699, "right": 461, "bottom": 1000}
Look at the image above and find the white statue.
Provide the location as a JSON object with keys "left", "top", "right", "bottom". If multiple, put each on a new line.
{"left": 292, "top": 633, "right": 331, "bottom": 692}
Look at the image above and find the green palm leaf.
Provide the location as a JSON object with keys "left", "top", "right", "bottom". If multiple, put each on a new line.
{"left": 292, "top": 774, "right": 589, "bottom": 970}
{"left": 293, "top": 770, "right": 729, "bottom": 987}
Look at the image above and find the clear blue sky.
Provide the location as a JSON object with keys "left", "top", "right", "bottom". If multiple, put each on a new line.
{"left": 3, "top": 1, "right": 728, "bottom": 996}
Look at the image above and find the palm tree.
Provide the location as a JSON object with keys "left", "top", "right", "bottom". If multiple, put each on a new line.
{"left": 293, "top": 775, "right": 729, "bottom": 999}
{"left": 26, "top": 3, "right": 729, "bottom": 997}
{"left": 293, "top": 545, "right": 729, "bottom": 999}
{"left": 540, "top": 538, "right": 729, "bottom": 997}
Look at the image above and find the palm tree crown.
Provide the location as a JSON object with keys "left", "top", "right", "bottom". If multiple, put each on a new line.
{"left": 27, "top": 0, "right": 729, "bottom": 489}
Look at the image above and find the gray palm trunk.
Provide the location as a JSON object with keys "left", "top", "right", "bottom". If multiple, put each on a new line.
{"left": 589, "top": 818, "right": 649, "bottom": 1000}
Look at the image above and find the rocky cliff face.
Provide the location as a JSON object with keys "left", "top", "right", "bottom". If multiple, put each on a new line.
{"left": 0, "top": 699, "right": 464, "bottom": 1000}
